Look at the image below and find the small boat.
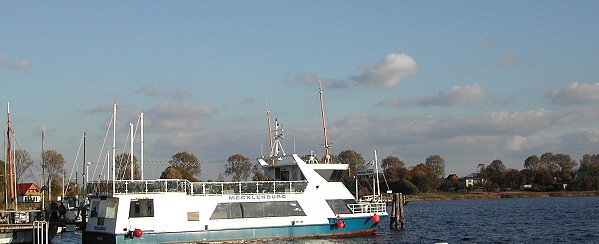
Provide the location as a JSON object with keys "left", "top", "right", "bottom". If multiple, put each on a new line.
{"left": 82, "top": 103, "right": 388, "bottom": 243}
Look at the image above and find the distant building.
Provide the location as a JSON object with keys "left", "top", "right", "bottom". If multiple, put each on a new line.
{"left": 17, "top": 183, "right": 42, "bottom": 203}
{"left": 458, "top": 173, "right": 484, "bottom": 188}
{"left": 446, "top": 174, "right": 459, "bottom": 182}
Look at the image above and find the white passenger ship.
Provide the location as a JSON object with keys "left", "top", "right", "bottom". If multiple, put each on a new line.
{"left": 83, "top": 154, "right": 387, "bottom": 243}
{"left": 82, "top": 100, "right": 387, "bottom": 243}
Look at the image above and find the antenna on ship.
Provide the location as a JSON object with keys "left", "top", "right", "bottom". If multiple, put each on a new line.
{"left": 266, "top": 99, "right": 274, "bottom": 163}
{"left": 319, "top": 81, "right": 331, "bottom": 164}
{"left": 269, "top": 119, "right": 286, "bottom": 161}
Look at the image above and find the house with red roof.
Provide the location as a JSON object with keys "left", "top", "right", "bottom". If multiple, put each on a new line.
{"left": 17, "top": 183, "right": 42, "bottom": 203}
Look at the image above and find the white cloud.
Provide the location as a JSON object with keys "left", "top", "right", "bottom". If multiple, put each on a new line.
{"left": 84, "top": 103, "right": 134, "bottom": 114}
{"left": 173, "top": 89, "right": 193, "bottom": 99}
{"left": 140, "top": 105, "right": 599, "bottom": 178}
{"left": 0, "top": 56, "right": 29, "bottom": 70}
{"left": 545, "top": 82, "right": 599, "bottom": 105}
{"left": 497, "top": 53, "right": 518, "bottom": 65}
{"left": 378, "top": 96, "right": 402, "bottom": 107}
{"left": 382, "top": 84, "right": 487, "bottom": 107}
{"left": 242, "top": 96, "right": 255, "bottom": 104}
{"left": 284, "top": 73, "right": 348, "bottom": 89}
{"left": 137, "top": 86, "right": 194, "bottom": 99}
{"left": 144, "top": 102, "right": 217, "bottom": 132}
{"left": 350, "top": 53, "right": 419, "bottom": 89}
{"left": 136, "top": 86, "right": 167, "bottom": 96}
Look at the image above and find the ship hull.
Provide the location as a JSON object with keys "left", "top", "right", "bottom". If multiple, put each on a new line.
{"left": 83, "top": 215, "right": 386, "bottom": 244}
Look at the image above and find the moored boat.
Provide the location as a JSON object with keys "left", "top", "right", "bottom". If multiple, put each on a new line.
{"left": 83, "top": 153, "right": 387, "bottom": 243}
{"left": 82, "top": 103, "right": 388, "bottom": 243}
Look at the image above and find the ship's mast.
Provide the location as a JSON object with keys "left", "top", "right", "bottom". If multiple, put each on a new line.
{"left": 82, "top": 131, "right": 86, "bottom": 196}
{"left": 266, "top": 101, "right": 274, "bottom": 163}
{"left": 6, "top": 102, "right": 15, "bottom": 209}
{"left": 112, "top": 103, "right": 116, "bottom": 192}
{"left": 140, "top": 110, "right": 144, "bottom": 180}
{"left": 129, "top": 122, "right": 134, "bottom": 180}
{"left": 319, "top": 85, "right": 331, "bottom": 164}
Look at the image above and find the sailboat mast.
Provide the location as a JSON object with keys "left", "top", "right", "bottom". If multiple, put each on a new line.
{"left": 140, "top": 110, "right": 144, "bottom": 180}
{"left": 129, "top": 122, "right": 134, "bottom": 180}
{"left": 82, "top": 131, "right": 86, "bottom": 196}
{"left": 112, "top": 103, "right": 116, "bottom": 192}
{"left": 6, "top": 102, "right": 15, "bottom": 208}
{"left": 319, "top": 87, "right": 330, "bottom": 164}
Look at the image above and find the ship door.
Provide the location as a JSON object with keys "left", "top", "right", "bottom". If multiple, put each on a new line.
{"left": 281, "top": 170, "right": 289, "bottom": 181}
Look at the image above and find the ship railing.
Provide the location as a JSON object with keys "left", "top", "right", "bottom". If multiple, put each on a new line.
{"left": 347, "top": 202, "right": 387, "bottom": 214}
{"left": 189, "top": 180, "right": 308, "bottom": 195}
{"left": 87, "top": 179, "right": 189, "bottom": 195}
{"left": 86, "top": 179, "right": 308, "bottom": 195}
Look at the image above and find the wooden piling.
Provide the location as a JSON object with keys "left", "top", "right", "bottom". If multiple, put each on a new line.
{"left": 390, "top": 193, "right": 405, "bottom": 230}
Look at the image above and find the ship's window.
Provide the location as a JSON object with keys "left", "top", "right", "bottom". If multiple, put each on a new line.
{"left": 210, "top": 201, "right": 305, "bottom": 219}
{"left": 129, "top": 199, "right": 154, "bottom": 218}
{"left": 210, "top": 202, "right": 242, "bottom": 219}
{"left": 326, "top": 199, "right": 356, "bottom": 214}
{"left": 329, "top": 170, "right": 345, "bottom": 182}
{"left": 90, "top": 200, "right": 99, "bottom": 217}
{"left": 105, "top": 199, "right": 118, "bottom": 218}
{"left": 275, "top": 168, "right": 281, "bottom": 180}
{"left": 97, "top": 217, "right": 104, "bottom": 226}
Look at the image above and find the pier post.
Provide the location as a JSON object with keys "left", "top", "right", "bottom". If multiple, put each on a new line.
{"left": 390, "top": 193, "right": 405, "bottom": 230}
{"left": 399, "top": 193, "right": 405, "bottom": 229}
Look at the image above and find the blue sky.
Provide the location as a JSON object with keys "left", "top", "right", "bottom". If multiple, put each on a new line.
{"left": 2, "top": 1, "right": 599, "bottom": 182}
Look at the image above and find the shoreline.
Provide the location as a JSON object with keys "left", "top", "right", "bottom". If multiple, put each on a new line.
{"left": 407, "top": 190, "right": 599, "bottom": 201}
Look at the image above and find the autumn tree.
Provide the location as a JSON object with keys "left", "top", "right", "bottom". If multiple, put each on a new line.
{"left": 579, "top": 154, "right": 599, "bottom": 175}
{"left": 524, "top": 155, "right": 542, "bottom": 171}
{"left": 160, "top": 166, "right": 184, "bottom": 180}
{"left": 410, "top": 164, "right": 438, "bottom": 192}
{"left": 14, "top": 149, "right": 34, "bottom": 184}
{"left": 552, "top": 153, "right": 577, "bottom": 181}
{"left": 252, "top": 162, "right": 267, "bottom": 181}
{"left": 225, "top": 154, "right": 252, "bottom": 181}
{"left": 41, "top": 150, "right": 66, "bottom": 198}
{"left": 503, "top": 169, "right": 526, "bottom": 189}
{"left": 115, "top": 153, "right": 139, "bottom": 180}
{"left": 217, "top": 173, "right": 225, "bottom": 182}
{"left": 382, "top": 156, "right": 405, "bottom": 169}
{"left": 540, "top": 152, "right": 559, "bottom": 173}
{"left": 338, "top": 150, "right": 365, "bottom": 173}
{"left": 483, "top": 160, "right": 507, "bottom": 188}
{"left": 425, "top": 155, "right": 445, "bottom": 179}
{"left": 161, "top": 151, "right": 201, "bottom": 181}
{"left": 384, "top": 166, "right": 411, "bottom": 182}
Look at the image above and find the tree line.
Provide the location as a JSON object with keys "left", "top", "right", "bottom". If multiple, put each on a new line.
{"left": 3, "top": 148, "right": 598, "bottom": 200}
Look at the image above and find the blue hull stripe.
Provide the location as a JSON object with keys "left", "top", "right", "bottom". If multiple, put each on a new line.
{"left": 83, "top": 216, "right": 387, "bottom": 244}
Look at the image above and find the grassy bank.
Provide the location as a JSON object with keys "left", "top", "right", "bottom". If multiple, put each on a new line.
{"left": 407, "top": 190, "right": 599, "bottom": 201}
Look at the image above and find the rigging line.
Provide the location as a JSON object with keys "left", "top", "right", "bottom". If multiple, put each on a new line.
{"left": 98, "top": 151, "right": 109, "bottom": 181}
{"left": 133, "top": 114, "right": 140, "bottom": 142}
{"left": 64, "top": 133, "right": 84, "bottom": 196}
{"left": 120, "top": 122, "right": 130, "bottom": 156}
{"left": 92, "top": 113, "right": 113, "bottom": 181}
{"left": 381, "top": 167, "right": 391, "bottom": 191}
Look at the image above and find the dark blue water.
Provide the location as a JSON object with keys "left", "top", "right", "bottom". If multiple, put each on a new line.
{"left": 54, "top": 196, "right": 599, "bottom": 243}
